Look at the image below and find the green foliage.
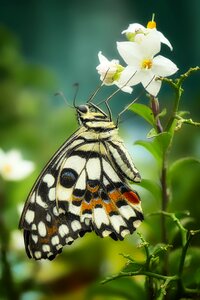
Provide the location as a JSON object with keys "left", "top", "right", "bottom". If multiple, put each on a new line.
{"left": 130, "top": 103, "right": 155, "bottom": 127}
{"left": 102, "top": 67, "right": 200, "bottom": 299}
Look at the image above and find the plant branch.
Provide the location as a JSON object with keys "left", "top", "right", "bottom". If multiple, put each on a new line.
{"left": 162, "top": 67, "right": 200, "bottom": 131}
{"left": 175, "top": 115, "right": 200, "bottom": 128}
{"left": 150, "top": 211, "right": 188, "bottom": 246}
{"left": 101, "top": 270, "right": 178, "bottom": 284}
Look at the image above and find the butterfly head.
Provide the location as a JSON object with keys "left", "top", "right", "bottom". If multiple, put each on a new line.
{"left": 76, "top": 104, "right": 109, "bottom": 125}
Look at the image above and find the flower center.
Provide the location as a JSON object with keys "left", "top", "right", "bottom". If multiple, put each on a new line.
{"left": 141, "top": 59, "right": 153, "bottom": 69}
{"left": 2, "top": 164, "right": 12, "bottom": 175}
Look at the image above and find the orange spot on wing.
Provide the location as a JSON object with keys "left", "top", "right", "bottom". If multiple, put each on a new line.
{"left": 123, "top": 191, "right": 140, "bottom": 204}
{"left": 82, "top": 201, "right": 92, "bottom": 212}
{"left": 108, "top": 190, "right": 122, "bottom": 201}
{"left": 103, "top": 201, "right": 117, "bottom": 215}
{"left": 38, "top": 224, "right": 58, "bottom": 244}
{"left": 93, "top": 198, "right": 103, "bottom": 206}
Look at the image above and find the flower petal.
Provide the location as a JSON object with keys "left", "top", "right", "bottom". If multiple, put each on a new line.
{"left": 122, "top": 23, "right": 146, "bottom": 34}
{"left": 118, "top": 66, "right": 142, "bottom": 86}
{"left": 96, "top": 52, "right": 121, "bottom": 85}
{"left": 158, "top": 32, "right": 173, "bottom": 51}
{"left": 141, "top": 71, "right": 162, "bottom": 96}
{"left": 152, "top": 55, "right": 178, "bottom": 77}
{"left": 117, "top": 41, "right": 142, "bottom": 66}
{"left": 116, "top": 83, "right": 133, "bottom": 94}
{"left": 139, "top": 30, "right": 161, "bottom": 57}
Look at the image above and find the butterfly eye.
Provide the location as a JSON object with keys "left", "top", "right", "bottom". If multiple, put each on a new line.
{"left": 60, "top": 168, "right": 78, "bottom": 188}
{"left": 77, "top": 105, "right": 88, "bottom": 114}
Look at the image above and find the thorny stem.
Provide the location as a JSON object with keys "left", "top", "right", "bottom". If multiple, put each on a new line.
{"left": 138, "top": 233, "right": 155, "bottom": 299}
{"left": 162, "top": 67, "right": 200, "bottom": 131}
{"left": 102, "top": 230, "right": 200, "bottom": 298}
{"left": 102, "top": 270, "right": 179, "bottom": 284}
{"left": 150, "top": 211, "right": 187, "bottom": 246}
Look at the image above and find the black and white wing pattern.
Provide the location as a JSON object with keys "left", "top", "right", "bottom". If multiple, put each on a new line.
{"left": 19, "top": 104, "right": 143, "bottom": 260}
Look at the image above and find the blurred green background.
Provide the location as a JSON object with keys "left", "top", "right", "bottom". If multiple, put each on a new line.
{"left": 0, "top": 1, "right": 199, "bottom": 300}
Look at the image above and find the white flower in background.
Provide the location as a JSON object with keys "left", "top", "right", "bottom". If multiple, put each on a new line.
{"left": 0, "top": 149, "right": 35, "bottom": 181}
{"left": 122, "top": 20, "right": 173, "bottom": 51}
{"left": 10, "top": 230, "right": 24, "bottom": 250}
{"left": 96, "top": 51, "right": 133, "bottom": 93}
{"left": 117, "top": 31, "right": 178, "bottom": 96}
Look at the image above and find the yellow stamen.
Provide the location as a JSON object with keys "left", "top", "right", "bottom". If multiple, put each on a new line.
{"left": 141, "top": 59, "right": 153, "bottom": 69}
{"left": 147, "top": 13, "right": 156, "bottom": 29}
{"left": 147, "top": 20, "right": 156, "bottom": 29}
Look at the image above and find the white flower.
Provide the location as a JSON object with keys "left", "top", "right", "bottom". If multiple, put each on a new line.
{"left": 10, "top": 230, "right": 25, "bottom": 250}
{"left": 0, "top": 149, "right": 35, "bottom": 181}
{"left": 96, "top": 51, "right": 133, "bottom": 93}
{"left": 122, "top": 22, "right": 173, "bottom": 51}
{"left": 117, "top": 31, "right": 178, "bottom": 96}
{"left": 96, "top": 51, "right": 120, "bottom": 84}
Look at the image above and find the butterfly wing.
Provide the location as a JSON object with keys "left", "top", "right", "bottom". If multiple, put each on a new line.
{"left": 20, "top": 129, "right": 143, "bottom": 260}
{"left": 19, "top": 127, "right": 89, "bottom": 260}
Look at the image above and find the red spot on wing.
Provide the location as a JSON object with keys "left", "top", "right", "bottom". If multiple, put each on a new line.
{"left": 123, "top": 191, "right": 140, "bottom": 204}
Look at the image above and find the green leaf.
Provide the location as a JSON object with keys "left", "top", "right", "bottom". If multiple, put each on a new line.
{"left": 155, "top": 132, "right": 172, "bottom": 154}
{"left": 130, "top": 103, "right": 155, "bottom": 126}
{"left": 122, "top": 261, "right": 144, "bottom": 273}
{"left": 140, "top": 179, "right": 161, "bottom": 198}
{"left": 135, "top": 132, "right": 172, "bottom": 164}
{"left": 135, "top": 140, "right": 161, "bottom": 162}
{"left": 146, "top": 128, "right": 157, "bottom": 138}
{"left": 169, "top": 157, "right": 200, "bottom": 180}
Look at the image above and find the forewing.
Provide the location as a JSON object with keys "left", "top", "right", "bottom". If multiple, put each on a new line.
{"left": 19, "top": 128, "right": 90, "bottom": 260}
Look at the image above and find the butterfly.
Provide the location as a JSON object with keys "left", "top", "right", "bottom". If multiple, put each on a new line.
{"left": 19, "top": 102, "right": 143, "bottom": 260}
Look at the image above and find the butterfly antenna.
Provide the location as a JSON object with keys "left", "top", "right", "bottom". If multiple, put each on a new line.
{"left": 87, "top": 81, "right": 104, "bottom": 104}
{"left": 73, "top": 82, "right": 79, "bottom": 108}
{"left": 54, "top": 91, "right": 73, "bottom": 108}
{"left": 97, "top": 70, "right": 137, "bottom": 107}
{"left": 87, "top": 68, "right": 111, "bottom": 104}
{"left": 116, "top": 75, "right": 156, "bottom": 126}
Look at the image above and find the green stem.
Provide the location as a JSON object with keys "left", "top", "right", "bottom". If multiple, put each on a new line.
{"left": 161, "top": 158, "right": 168, "bottom": 244}
{"left": 138, "top": 233, "right": 155, "bottom": 300}
{"left": 178, "top": 229, "right": 200, "bottom": 276}
{"left": 150, "top": 96, "right": 170, "bottom": 277}
{"left": 102, "top": 270, "right": 178, "bottom": 284}
{"left": 165, "top": 84, "right": 182, "bottom": 132}
{"left": 175, "top": 115, "right": 200, "bottom": 127}
{"left": 175, "top": 229, "right": 200, "bottom": 298}
{"left": 152, "top": 211, "right": 187, "bottom": 246}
